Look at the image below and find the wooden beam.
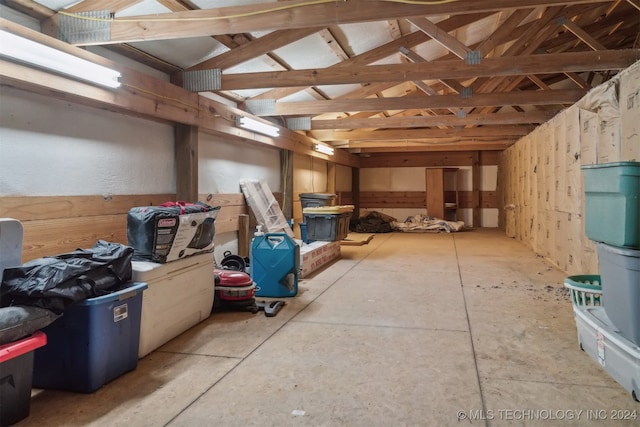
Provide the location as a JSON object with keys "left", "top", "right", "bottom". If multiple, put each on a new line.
{"left": 311, "top": 125, "right": 535, "bottom": 141}
{"left": 475, "top": 8, "right": 535, "bottom": 57}
{"left": 67, "top": 0, "right": 142, "bottom": 12}
{"left": 238, "top": 214, "right": 250, "bottom": 257}
{"left": 561, "top": 18, "right": 608, "bottom": 50}
{"left": 220, "top": 50, "right": 639, "bottom": 90}
{"left": 626, "top": 0, "right": 640, "bottom": 11}
{"left": 274, "top": 89, "right": 586, "bottom": 115}
{"left": 250, "top": 12, "right": 492, "bottom": 101}
{"left": 184, "top": 28, "right": 319, "bottom": 72}
{"left": 407, "top": 17, "right": 471, "bottom": 59}
{"left": 352, "top": 167, "right": 360, "bottom": 220}
{"left": 472, "top": 151, "right": 481, "bottom": 227}
{"left": 528, "top": 75, "right": 552, "bottom": 90}
{"left": 399, "top": 47, "right": 466, "bottom": 94}
{"left": 4, "top": 0, "right": 55, "bottom": 20}
{"left": 175, "top": 124, "right": 199, "bottom": 202}
{"left": 89, "top": 0, "right": 609, "bottom": 45}
{"left": 310, "top": 111, "right": 553, "bottom": 129}
{"left": 358, "top": 151, "right": 502, "bottom": 167}
{"left": 344, "top": 140, "right": 514, "bottom": 151}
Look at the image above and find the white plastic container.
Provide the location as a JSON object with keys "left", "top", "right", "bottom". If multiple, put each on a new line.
{"left": 132, "top": 252, "right": 215, "bottom": 358}
{"left": 0, "top": 218, "right": 23, "bottom": 273}
{"left": 574, "top": 306, "right": 640, "bottom": 401}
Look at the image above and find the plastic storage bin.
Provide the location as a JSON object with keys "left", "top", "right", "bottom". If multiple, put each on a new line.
{"left": 574, "top": 306, "right": 640, "bottom": 401}
{"left": 299, "top": 193, "right": 336, "bottom": 208}
{"left": 132, "top": 253, "right": 215, "bottom": 358}
{"left": 33, "top": 282, "right": 147, "bottom": 393}
{"left": 0, "top": 331, "right": 47, "bottom": 425}
{"left": 251, "top": 233, "right": 299, "bottom": 297}
{"left": 596, "top": 243, "right": 640, "bottom": 346}
{"left": 299, "top": 223, "right": 314, "bottom": 244}
{"left": 582, "top": 161, "right": 640, "bottom": 248}
{"left": 564, "top": 275, "right": 602, "bottom": 309}
{"left": 303, "top": 212, "right": 351, "bottom": 242}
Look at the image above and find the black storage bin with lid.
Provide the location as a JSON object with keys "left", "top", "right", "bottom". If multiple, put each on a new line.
{"left": 299, "top": 193, "right": 336, "bottom": 208}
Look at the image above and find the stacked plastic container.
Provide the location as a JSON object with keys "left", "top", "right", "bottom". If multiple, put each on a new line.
{"left": 570, "top": 161, "right": 640, "bottom": 401}
{"left": 0, "top": 219, "right": 48, "bottom": 424}
{"left": 299, "top": 193, "right": 354, "bottom": 242}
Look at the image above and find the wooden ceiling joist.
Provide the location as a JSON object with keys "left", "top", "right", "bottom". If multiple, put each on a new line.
{"left": 56, "top": 0, "right": 610, "bottom": 45}
{"left": 220, "top": 50, "right": 638, "bottom": 90}
{"left": 310, "top": 111, "right": 554, "bottom": 130}
{"left": 274, "top": 89, "right": 586, "bottom": 115}
{"left": 311, "top": 125, "right": 535, "bottom": 141}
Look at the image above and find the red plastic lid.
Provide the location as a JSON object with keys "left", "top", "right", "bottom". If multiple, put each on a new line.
{"left": 0, "top": 330, "right": 47, "bottom": 363}
{"left": 215, "top": 269, "right": 253, "bottom": 286}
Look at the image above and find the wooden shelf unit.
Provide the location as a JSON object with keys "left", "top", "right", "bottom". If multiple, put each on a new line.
{"left": 425, "top": 167, "right": 459, "bottom": 221}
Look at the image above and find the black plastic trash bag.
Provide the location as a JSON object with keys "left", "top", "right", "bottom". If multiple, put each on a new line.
{"left": 0, "top": 240, "right": 133, "bottom": 314}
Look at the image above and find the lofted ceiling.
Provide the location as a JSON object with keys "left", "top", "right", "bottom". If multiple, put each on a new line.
{"left": 2, "top": 0, "right": 639, "bottom": 156}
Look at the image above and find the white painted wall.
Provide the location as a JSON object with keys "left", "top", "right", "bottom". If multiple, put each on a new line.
{"left": 198, "top": 134, "right": 281, "bottom": 194}
{"left": 199, "top": 133, "right": 281, "bottom": 261}
{"left": 0, "top": 87, "right": 175, "bottom": 196}
{"left": 0, "top": 86, "right": 283, "bottom": 264}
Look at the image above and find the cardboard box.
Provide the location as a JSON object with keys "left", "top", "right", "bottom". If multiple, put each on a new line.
{"left": 300, "top": 241, "right": 341, "bottom": 278}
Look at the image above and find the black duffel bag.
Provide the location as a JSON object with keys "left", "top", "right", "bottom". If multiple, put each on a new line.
{"left": 0, "top": 240, "right": 133, "bottom": 314}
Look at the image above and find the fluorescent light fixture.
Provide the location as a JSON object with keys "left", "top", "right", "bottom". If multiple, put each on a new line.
{"left": 236, "top": 116, "right": 280, "bottom": 137}
{"left": 0, "top": 30, "right": 122, "bottom": 89}
{"left": 314, "top": 144, "right": 334, "bottom": 155}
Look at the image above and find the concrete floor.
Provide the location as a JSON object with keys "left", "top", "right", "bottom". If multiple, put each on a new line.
{"left": 19, "top": 229, "right": 638, "bottom": 426}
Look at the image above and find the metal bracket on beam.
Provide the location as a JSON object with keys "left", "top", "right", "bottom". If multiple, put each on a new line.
{"left": 286, "top": 117, "right": 311, "bottom": 131}
{"left": 182, "top": 69, "right": 222, "bottom": 92}
{"left": 457, "top": 109, "right": 467, "bottom": 118}
{"left": 58, "top": 10, "right": 111, "bottom": 44}
{"left": 246, "top": 99, "right": 276, "bottom": 116}
{"left": 461, "top": 87, "right": 473, "bottom": 99}
{"left": 466, "top": 50, "right": 481, "bottom": 65}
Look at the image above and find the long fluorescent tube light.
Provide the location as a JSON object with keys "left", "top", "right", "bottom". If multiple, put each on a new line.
{"left": 0, "top": 30, "right": 122, "bottom": 89}
{"left": 236, "top": 116, "right": 280, "bottom": 137}
{"left": 314, "top": 144, "right": 334, "bottom": 155}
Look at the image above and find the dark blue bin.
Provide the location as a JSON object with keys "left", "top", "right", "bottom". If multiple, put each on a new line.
{"left": 299, "top": 223, "right": 314, "bottom": 244}
{"left": 33, "top": 282, "right": 147, "bottom": 393}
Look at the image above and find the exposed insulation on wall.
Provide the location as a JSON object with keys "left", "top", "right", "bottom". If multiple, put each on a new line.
{"left": 500, "top": 61, "right": 639, "bottom": 275}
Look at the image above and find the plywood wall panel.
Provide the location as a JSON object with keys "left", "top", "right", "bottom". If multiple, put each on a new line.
{"left": 597, "top": 117, "right": 622, "bottom": 163}
{"left": 21, "top": 215, "right": 128, "bottom": 262}
{"left": 579, "top": 109, "right": 599, "bottom": 166}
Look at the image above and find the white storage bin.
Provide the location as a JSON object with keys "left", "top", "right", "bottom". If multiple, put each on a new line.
{"left": 0, "top": 218, "right": 23, "bottom": 273}
{"left": 132, "top": 253, "right": 215, "bottom": 358}
{"left": 574, "top": 306, "right": 640, "bottom": 401}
